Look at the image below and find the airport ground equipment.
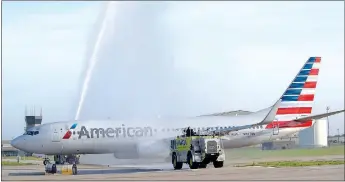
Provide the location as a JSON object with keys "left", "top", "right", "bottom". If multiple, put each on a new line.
{"left": 170, "top": 127, "right": 225, "bottom": 169}
{"left": 60, "top": 164, "right": 78, "bottom": 175}
{"left": 45, "top": 163, "right": 77, "bottom": 175}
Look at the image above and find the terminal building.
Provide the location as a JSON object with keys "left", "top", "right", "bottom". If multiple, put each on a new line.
{"left": 2, "top": 140, "right": 21, "bottom": 157}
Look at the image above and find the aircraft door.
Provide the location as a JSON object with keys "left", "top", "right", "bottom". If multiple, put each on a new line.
{"left": 52, "top": 131, "right": 61, "bottom": 142}
{"left": 272, "top": 122, "right": 280, "bottom": 135}
{"left": 51, "top": 124, "right": 64, "bottom": 142}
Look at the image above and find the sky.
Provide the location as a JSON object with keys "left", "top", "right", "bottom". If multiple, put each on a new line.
{"left": 2, "top": 1, "right": 344, "bottom": 139}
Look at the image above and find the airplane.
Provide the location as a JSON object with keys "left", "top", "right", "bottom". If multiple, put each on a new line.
{"left": 11, "top": 56, "right": 344, "bottom": 163}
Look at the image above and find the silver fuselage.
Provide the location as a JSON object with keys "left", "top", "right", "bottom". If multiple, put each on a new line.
{"left": 11, "top": 114, "right": 309, "bottom": 157}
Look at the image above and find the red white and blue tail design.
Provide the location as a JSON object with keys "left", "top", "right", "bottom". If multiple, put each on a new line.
{"left": 277, "top": 57, "right": 321, "bottom": 118}
{"left": 266, "top": 57, "right": 321, "bottom": 128}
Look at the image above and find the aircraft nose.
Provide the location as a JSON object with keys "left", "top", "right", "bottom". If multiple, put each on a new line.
{"left": 11, "top": 136, "right": 25, "bottom": 150}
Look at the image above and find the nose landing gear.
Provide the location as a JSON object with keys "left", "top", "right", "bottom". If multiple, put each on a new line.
{"left": 43, "top": 156, "right": 50, "bottom": 165}
{"left": 43, "top": 154, "right": 80, "bottom": 175}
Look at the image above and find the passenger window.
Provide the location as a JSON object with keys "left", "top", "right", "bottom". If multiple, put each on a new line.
{"left": 34, "top": 131, "right": 39, "bottom": 135}
{"left": 256, "top": 126, "right": 259, "bottom": 129}
{"left": 260, "top": 125, "right": 263, "bottom": 129}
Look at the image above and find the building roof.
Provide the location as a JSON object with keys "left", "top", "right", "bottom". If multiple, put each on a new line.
{"left": 2, "top": 140, "right": 11, "bottom": 144}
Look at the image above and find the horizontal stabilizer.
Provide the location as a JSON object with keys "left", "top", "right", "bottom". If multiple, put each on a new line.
{"left": 293, "top": 109, "right": 345, "bottom": 122}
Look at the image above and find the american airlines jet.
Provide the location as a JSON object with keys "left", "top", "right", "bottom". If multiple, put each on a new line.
{"left": 11, "top": 57, "right": 344, "bottom": 160}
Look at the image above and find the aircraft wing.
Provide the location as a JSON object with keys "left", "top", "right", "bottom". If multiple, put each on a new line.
{"left": 209, "top": 101, "right": 284, "bottom": 134}
{"left": 292, "top": 109, "right": 345, "bottom": 122}
{"left": 206, "top": 124, "right": 260, "bottom": 135}
{"left": 206, "top": 109, "right": 345, "bottom": 134}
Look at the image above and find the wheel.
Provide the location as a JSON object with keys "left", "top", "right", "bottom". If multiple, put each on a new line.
{"left": 199, "top": 163, "right": 207, "bottom": 168}
{"left": 43, "top": 160, "right": 49, "bottom": 165}
{"left": 72, "top": 165, "right": 77, "bottom": 175}
{"left": 52, "top": 164, "right": 57, "bottom": 174}
{"left": 187, "top": 153, "right": 199, "bottom": 169}
{"left": 213, "top": 161, "right": 224, "bottom": 168}
{"left": 172, "top": 153, "right": 183, "bottom": 170}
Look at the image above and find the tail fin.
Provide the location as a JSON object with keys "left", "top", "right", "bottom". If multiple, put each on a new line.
{"left": 263, "top": 57, "right": 321, "bottom": 126}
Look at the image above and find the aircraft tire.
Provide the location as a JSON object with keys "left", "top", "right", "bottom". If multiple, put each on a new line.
{"left": 43, "top": 160, "right": 49, "bottom": 166}
{"left": 72, "top": 165, "right": 78, "bottom": 175}
{"left": 213, "top": 161, "right": 224, "bottom": 168}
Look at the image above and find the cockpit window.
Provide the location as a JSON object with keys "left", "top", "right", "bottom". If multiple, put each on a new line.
{"left": 24, "top": 131, "right": 39, "bottom": 136}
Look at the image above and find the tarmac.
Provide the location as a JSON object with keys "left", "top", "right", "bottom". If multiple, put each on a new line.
{"left": 2, "top": 155, "right": 344, "bottom": 181}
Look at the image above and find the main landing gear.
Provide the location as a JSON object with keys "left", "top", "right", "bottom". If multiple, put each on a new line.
{"left": 43, "top": 154, "right": 80, "bottom": 165}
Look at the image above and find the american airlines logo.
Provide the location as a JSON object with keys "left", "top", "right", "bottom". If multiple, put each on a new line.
{"left": 62, "top": 123, "right": 154, "bottom": 139}
{"left": 62, "top": 123, "right": 77, "bottom": 139}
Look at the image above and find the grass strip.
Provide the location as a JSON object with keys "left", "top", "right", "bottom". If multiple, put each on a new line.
{"left": 2, "top": 161, "right": 36, "bottom": 166}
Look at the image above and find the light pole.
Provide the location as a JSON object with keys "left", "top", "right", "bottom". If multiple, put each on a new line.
{"left": 326, "top": 106, "right": 330, "bottom": 147}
